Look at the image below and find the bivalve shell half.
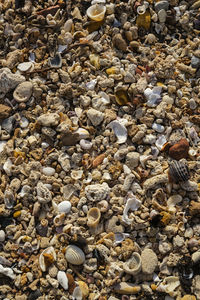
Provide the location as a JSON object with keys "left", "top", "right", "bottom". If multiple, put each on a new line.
{"left": 86, "top": 4, "right": 106, "bottom": 22}
{"left": 39, "top": 246, "right": 56, "bottom": 272}
{"left": 87, "top": 207, "right": 101, "bottom": 229}
{"left": 57, "top": 271, "right": 68, "bottom": 290}
{"left": 168, "top": 159, "right": 190, "bottom": 183}
{"left": 123, "top": 252, "right": 142, "bottom": 275}
{"left": 65, "top": 245, "right": 85, "bottom": 265}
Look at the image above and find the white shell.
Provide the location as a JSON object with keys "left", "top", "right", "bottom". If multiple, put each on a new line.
{"left": 53, "top": 213, "right": 65, "bottom": 226}
{"left": 114, "top": 232, "right": 130, "bottom": 244}
{"left": 71, "top": 170, "right": 83, "bottom": 180}
{"left": 137, "top": 5, "right": 146, "bottom": 15}
{"left": 0, "top": 230, "right": 6, "bottom": 242}
{"left": 0, "top": 264, "right": 16, "bottom": 279}
{"left": 167, "top": 195, "right": 182, "bottom": 207}
{"left": 155, "top": 135, "right": 167, "bottom": 150}
{"left": 39, "top": 246, "right": 56, "bottom": 272}
{"left": 13, "top": 81, "right": 33, "bottom": 103}
{"left": 122, "top": 193, "right": 141, "bottom": 225}
{"left": 157, "top": 276, "right": 180, "bottom": 294}
{"left": 152, "top": 123, "right": 165, "bottom": 133}
{"left": 123, "top": 252, "right": 142, "bottom": 275}
{"left": 19, "top": 117, "right": 29, "bottom": 128}
{"left": 75, "top": 128, "right": 90, "bottom": 139}
{"left": 80, "top": 139, "right": 93, "bottom": 150}
{"left": 57, "top": 271, "right": 68, "bottom": 290}
{"left": 58, "top": 201, "right": 71, "bottom": 213}
{"left": 107, "top": 119, "right": 127, "bottom": 144}
{"left": 42, "top": 167, "right": 56, "bottom": 176}
{"left": 86, "top": 4, "right": 106, "bottom": 22}
{"left": 65, "top": 245, "right": 85, "bottom": 265}
{"left": 72, "top": 286, "right": 82, "bottom": 300}
{"left": 17, "top": 62, "right": 34, "bottom": 72}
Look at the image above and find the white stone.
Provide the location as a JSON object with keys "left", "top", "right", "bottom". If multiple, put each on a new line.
{"left": 152, "top": 122, "right": 165, "bottom": 133}
{"left": 42, "top": 167, "right": 56, "bottom": 176}
{"left": 0, "top": 230, "right": 5, "bottom": 242}
{"left": 57, "top": 271, "right": 68, "bottom": 290}
{"left": 87, "top": 108, "right": 104, "bottom": 126}
{"left": 38, "top": 113, "right": 60, "bottom": 127}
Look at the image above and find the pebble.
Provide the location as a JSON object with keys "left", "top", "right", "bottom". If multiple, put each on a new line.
{"left": 42, "top": 167, "right": 56, "bottom": 176}
{"left": 57, "top": 201, "right": 71, "bottom": 213}
{"left": 158, "top": 9, "right": 167, "bottom": 23}
{"left": 152, "top": 122, "right": 165, "bottom": 133}
{"left": 141, "top": 249, "right": 158, "bottom": 274}
{"left": 169, "top": 139, "right": 189, "bottom": 160}
{"left": 112, "top": 34, "right": 127, "bottom": 52}
{"left": 87, "top": 108, "right": 104, "bottom": 126}
{"left": 125, "top": 152, "right": 140, "bottom": 168}
{"left": 37, "top": 113, "right": 60, "bottom": 127}
{"left": 13, "top": 81, "right": 33, "bottom": 102}
{"left": 0, "top": 104, "right": 11, "bottom": 119}
{"left": 154, "top": 1, "right": 169, "bottom": 12}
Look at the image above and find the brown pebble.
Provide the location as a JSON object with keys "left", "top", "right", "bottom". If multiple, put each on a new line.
{"left": 92, "top": 153, "right": 105, "bottom": 168}
{"left": 189, "top": 201, "right": 200, "bottom": 216}
{"left": 169, "top": 138, "right": 189, "bottom": 160}
{"left": 112, "top": 34, "right": 127, "bottom": 52}
{"left": 0, "top": 104, "right": 11, "bottom": 119}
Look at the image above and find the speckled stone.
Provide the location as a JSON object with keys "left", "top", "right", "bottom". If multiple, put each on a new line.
{"left": 141, "top": 249, "right": 158, "bottom": 274}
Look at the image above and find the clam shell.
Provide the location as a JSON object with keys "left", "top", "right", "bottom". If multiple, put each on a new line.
{"left": 72, "top": 286, "right": 82, "bottom": 300}
{"left": 87, "top": 207, "right": 101, "bottom": 229}
{"left": 57, "top": 271, "right": 68, "bottom": 290}
{"left": 65, "top": 245, "right": 85, "bottom": 265}
{"left": 168, "top": 160, "right": 190, "bottom": 183}
{"left": 123, "top": 252, "right": 142, "bottom": 275}
{"left": 86, "top": 4, "right": 106, "bottom": 22}
{"left": 107, "top": 119, "right": 128, "bottom": 144}
{"left": 39, "top": 246, "right": 56, "bottom": 272}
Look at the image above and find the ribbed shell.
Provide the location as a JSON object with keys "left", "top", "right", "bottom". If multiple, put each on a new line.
{"left": 168, "top": 160, "right": 190, "bottom": 183}
{"left": 65, "top": 245, "right": 85, "bottom": 265}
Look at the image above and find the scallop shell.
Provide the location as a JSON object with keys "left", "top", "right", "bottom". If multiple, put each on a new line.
{"left": 39, "top": 246, "right": 56, "bottom": 272}
{"left": 168, "top": 160, "right": 190, "bottom": 183}
{"left": 65, "top": 245, "right": 85, "bottom": 265}
{"left": 87, "top": 207, "right": 101, "bottom": 229}
{"left": 123, "top": 252, "right": 142, "bottom": 275}
{"left": 86, "top": 4, "right": 106, "bottom": 22}
{"left": 57, "top": 271, "right": 68, "bottom": 290}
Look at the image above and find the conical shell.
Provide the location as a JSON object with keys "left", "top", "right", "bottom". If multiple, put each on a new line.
{"left": 65, "top": 245, "right": 85, "bottom": 265}
{"left": 86, "top": 4, "right": 106, "bottom": 22}
{"left": 123, "top": 252, "right": 142, "bottom": 275}
{"left": 87, "top": 207, "right": 101, "bottom": 229}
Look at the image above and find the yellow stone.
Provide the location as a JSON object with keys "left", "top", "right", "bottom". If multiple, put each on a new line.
{"left": 136, "top": 11, "right": 151, "bottom": 31}
{"left": 13, "top": 210, "right": 21, "bottom": 218}
{"left": 78, "top": 281, "right": 89, "bottom": 299}
{"left": 181, "top": 296, "right": 196, "bottom": 300}
{"left": 106, "top": 66, "right": 119, "bottom": 75}
{"left": 113, "top": 282, "right": 141, "bottom": 294}
{"left": 89, "top": 54, "right": 100, "bottom": 69}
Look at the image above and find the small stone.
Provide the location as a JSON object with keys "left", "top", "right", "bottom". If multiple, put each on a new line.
{"left": 154, "top": 0, "right": 169, "bottom": 12}
{"left": 173, "top": 235, "right": 185, "bottom": 248}
{"left": 85, "top": 183, "right": 110, "bottom": 202}
{"left": 169, "top": 138, "right": 189, "bottom": 160}
{"left": 162, "top": 95, "right": 174, "bottom": 105}
{"left": 0, "top": 230, "right": 5, "bottom": 242}
{"left": 87, "top": 108, "right": 104, "bottom": 126}
{"left": 126, "top": 152, "right": 140, "bottom": 169}
{"left": 13, "top": 81, "right": 33, "bottom": 102}
{"left": 42, "top": 167, "right": 56, "bottom": 176}
{"left": 181, "top": 296, "right": 196, "bottom": 300}
{"left": 113, "top": 282, "right": 141, "bottom": 294}
{"left": 0, "top": 104, "right": 11, "bottom": 119}
{"left": 189, "top": 201, "right": 200, "bottom": 216}
{"left": 152, "top": 123, "right": 165, "bottom": 133}
{"left": 112, "top": 34, "right": 127, "bottom": 52}
{"left": 0, "top": 68, "right": 25, "bottom": 98}
{"left": 141, "top": 249, "right": 158, "bottom": 274}
{"left": 158, "top": 9, "right": 167, "bottom": 23}
{"left": 38, "top": 113, "right": 60, "bottom": 127}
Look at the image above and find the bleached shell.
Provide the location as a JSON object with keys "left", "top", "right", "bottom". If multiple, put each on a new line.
{"left": 87, "top": 207, "right": 101, "bottom": 229}
{"left": 57, "top": 271, "right": 68, "bottom": 290}
{"left": 107, "top": 120, "right": 127, "bottom": 144}
{"left": 0, "top": 264, "right": 16, "bottom": 280}
{"left": 122, "top": 193, "right": 141, "bottom": 225}
{"left": 53, "top": 213, "right": 65, "bottom": 226}
{"left": 157, "top": 276, "right": 180, "bottom": 294}
{"left": 72, "top": 286, "right": 82, "bottom": 300}
{"left": 80, "top": 139, "right": 93, "bottom": 150}
{"left": 167, "top": 195, "right": 182, "bottom": 207}
{"left": 65, "top": 245, "right": 85, "bottom": 265}
{"left": 17, "top": 62, "right": 34, "bottom": 72}
{"left": 71, "top": 170, "right": 83, "bottom": 180}
{"left": 123, "top": 252, "right": 142, "bottom": 275}
{"left": 114, "top": 232, "right": 130, "bottom": 244}
{"left": 48, "top": 53, "right": 62, "bottom": 68}
{"left": 86, "top": 4, "right": 106, "bottom": 22}
{"left": 39, "top": 246, "right": 56, "bottom": 272}
{"left": 42, "top": 167, "right": 56, "bottom": 176}
{"left": 58, "top": 201, "right": 71, "bottom": 213}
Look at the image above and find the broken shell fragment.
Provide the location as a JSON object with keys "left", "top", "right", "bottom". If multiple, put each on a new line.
{"left": 39, "top": 246, "right": 56, "bottom": 272}
{"left": 17, "top": 62, "right": 34, "bottom": 72}
{"left": 72, "top": 286, "right": 82, "bottom": 300}
{"left": 87, "top": 207, "right": 101, "bottom": 229}
{"left": 53, "top": 213, "right": 65, "bottom": 226}
{"left": 123, "top": 252, "right": 142, "bottom": 275}
{"left": 113, "top": 282, "right": 141, "bottom": 294}
{"left": 65, "top": 245, "right": 85, "bottom": 265}
{"left": 78, "top": 281, "right": 89, "bottom": 299}
{"left": 86, "top": 4, "right": 106, "bottom": 22}
{"left": 122, "top": 193, "right": 141, "bottom": 225}
{"left": 48, "top": 53, "right": 62, "bottom": 68}
{"left": 107, "top": 119, "right": 128, "bottom": 144}
{"left": 57, "top": 271, "right": 68, "bottom": 290}
{"left": 168, "top": 160, "right": 190, "bottom": 183}
{"left": 13, "top": 81, "right": 33, "bottom": 103}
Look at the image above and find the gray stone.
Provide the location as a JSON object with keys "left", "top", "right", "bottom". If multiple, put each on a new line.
{"left": 38, "top": 113, "right": 60, "bottom": 127}
{"left": 191, "top": 56, "right": 200, "bottom": 69}
{"left": 0, "top": 68, "right": 25, "bottom": 98}
{"left": 85, "top": 183, "right": 110, "bottom": 202}
{"left": 126, "top": 152, "right": 140, "bottom": 168}
{"left": 87, "top": 108, "right": 104, "bottom": 126}
{"left": 141, "top": 249, "right": 158, "bottom": 274}
{"left": 158, "top": 9, "right": 167, "bottom": 23}
{"left": 154, "top": 0, "right": 169, "bottom": 12}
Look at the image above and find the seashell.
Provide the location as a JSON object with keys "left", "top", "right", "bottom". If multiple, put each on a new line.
{"left": 57, "top": 271, "right": 68, "bottom": 290}
{"left": 78, "top": 281, "right": 89, "bottom": 299}
{"left": 17, "top": 62, "right": 34, "bottom": 72}
{"left": 156, "top": 276, "right": 180, "bottom": 294}
{"left": 75, "top": 128, "right": 90, "bottom": 140}
{"left": 123, "top": 252, "right": 142, "bottom": 275}
{"left": 168, "top": 160, "right": 190, "bottom": 183}
{"left": 167, "top": 195, "right": 182, "bottom": 207}
{"left": 115, "top": 89, "right": 129, "bottom": 106}
{"left": 39, "top": 246, "right": 56, "bottom": 272}
{"left": 58, "top": 201, "right": 71, "bottom": 214}
{"left": 53, "top": 213, "right": 65, "bottom": 226}
{"left": 85, "top": 79, "right": 97, "bottom": 90}
{"left": 155, "top": 135, "right": 167, "bottom": 150}
{"left": 37, "top": 181, "right": 52, "bottom": 204}
{"left": 65, "top": 245, "right": 85, "bottom": 265}
{"left": 3, "top": 158, "right": 13, "bottom": 176}
{"left": 13, "top": 81, "right": 33, "bottom": 103}
{"left": 97, "top": 200, "right": 109, "bottom": 212}
{"left": 107, "top": 119, "right": 128, "bottom": 144}
{"left": 42, "top": 167, "right": 55, "bottom": 176}
{"left": 96, "top": 232, "right": 115, "bottom": 245}
{"left": 137, "top": 5, "right": 146, "bottom": 15}
{"left": 87, "top": 207, "right": 101, "bottom": 229}
{"left": 80, "top": 139, "right": 93, "bottom": 150}
{"left": 0, "top": 230, "right": 5, "bottom": 242}
{"left": 0, "top": 264, "right": 16, "bottom": 280}
{"left": 113, "top": 282, "right": 141, "bottom": 294}
{"left": 71, "top": 170, "right": 83, "bottom": 180}
{"left": 122, "top": 193, "right": 141, "bottom": 225}
{"left": 169, "top": 138, "right": 189, "bottom": 160}
{"left": 72, "top": 286, "right": 82, "bottom": 300}
{"left": 4, "top": 188, "right": 15, "bottom": 209}
{"left": 48, "top": 53, "right": 62, "bottom": 68}
{"left": 19, "top": 117, "right": 29, "bottom": 128}
{"left": 86, "top": 4, "right": 106, "bottom": 22}
{"left": 114, "top": 232, "right": 130, "bottom": 244}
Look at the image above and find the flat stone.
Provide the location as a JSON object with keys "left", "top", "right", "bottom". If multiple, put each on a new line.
{"left": 158, "top": 9, "right": 167, "bottom": 23}
{"left": 141, "top": 248, "right": 158, "bottom": 274}
{"left": 38, "top": 113, "right": 60, "bottom": 127}
{"left": 126, "top": 152, "right": 140, "bottom": 169}
{"left": 154, "top": 0, "right": 169, "bottom": 12}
